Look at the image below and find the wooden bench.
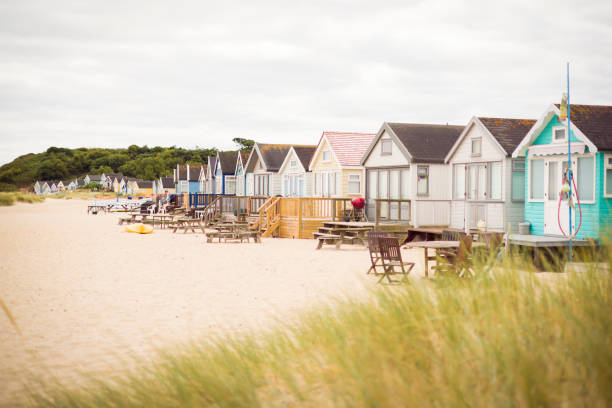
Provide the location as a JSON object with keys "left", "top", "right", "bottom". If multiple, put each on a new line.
{"left": 206, "top": 230, "right": 261, "bottom": 243}
{"left": 314, "top": 233, "right": 343, "bottom": 249}
{"left": 118, "top": 216, "right": 133, "bottom": 225}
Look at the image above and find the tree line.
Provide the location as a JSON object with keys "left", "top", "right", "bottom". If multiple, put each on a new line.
{"left": 0, "top": 138, "right": 254, "bottom": 191}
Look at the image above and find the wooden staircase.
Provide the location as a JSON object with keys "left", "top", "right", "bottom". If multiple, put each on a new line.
{"left": 257, "top": 196, "right": 281, "bottom": 238}
{"left": 201, "top": 196, "right": 224, "bottom": 226}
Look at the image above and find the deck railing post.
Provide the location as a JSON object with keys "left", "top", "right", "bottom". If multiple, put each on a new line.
{"left": 331, "top": 198, "right": 336, "bottom": 221}
{"left": 298, "top": 197, "right": 303, "bottom": 238}
{"left": 375, "top": 199, "right": 380, "bottom": 229}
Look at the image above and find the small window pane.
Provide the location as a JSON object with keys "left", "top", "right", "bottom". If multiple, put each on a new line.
{"left": 606, "top": 169, "right": 612, "bottom": 196}
{"left": 548, "top": 162, "right": 558, "bottom": 201}
{"left": 530, "top": 159, "right": 544, "bottom": 200}
{"left": 417, "top": 166, "right": 428, "bottom": 195}
{"left": 471, "top": 139, "right": 481, "bottom": 156}
{"left": 390, "top": 170, "right": 399, "bottom": 199}
{"left": 368, "top": 171, "right": 377, "bottom": 200}
{"left": 554, "top": 128, "right": 566, "bottom": 141}
{"left": 381, "top": 140, "right": 392, "bottom": 155}
{"left": 400, "top": 169, "right": 410, "bottom": 199}
{"left": 454, "top": 164, "right": 465, "bottom": 199}
{"left": 379, "top": 171, "right": 389, "bottom": 198}
{"left": 577, "top": 156, "right": 594, "bottom": 201}
{"left": 489, "top": 162, "right": 502, "bottom": 200}
{"left": 477, "top": 165, "right": 486, "bottom": 200}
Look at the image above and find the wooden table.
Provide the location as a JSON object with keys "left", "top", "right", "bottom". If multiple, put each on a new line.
{"left": 87, "top": 205, "right": 107, "bottom": 214}
{"left": 151, "top": 214, "right": 175, "bottom": 229}
{"left": 403, "top": 241, "right": 484, "bottom": 278}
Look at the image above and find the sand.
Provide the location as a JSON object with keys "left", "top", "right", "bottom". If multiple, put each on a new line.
{"left": 0, "top": 199, "right": 429, "bottom": 406}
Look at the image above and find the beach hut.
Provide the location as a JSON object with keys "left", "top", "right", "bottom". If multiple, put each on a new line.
{"left": 101, "top": 173, "right": 123, "bottom": 191}
{"left": 158, "top": 176, "right": 175, "bottom": 195}
{"left": 234, "top": 152, "right": 249, "bottom": 196}
{"left": 174, "top": 164, "right": 202, "bottom": 194}
{"left": 360, "top": 123, "right": 464, "bottom": 227}
{"left": 444, "top": 117, "right": 536, "bottom": 232}
{"left": 84, "top": 174, "right": 102, "bottom": 185}
{"left": 512, "top": 104, "right": 612, "bottom": 240}
{"left": 34, "top": 181, "right": 51, "bottom": 195}
{"left": 278, "top": 145, "right": 316, "bottom": 197}
{"left": 214, "top": 151, "right": 239, "bottom": 195}
{"left": 50, "top": 182, "right": 58, "bottom": 193}
{"left": 56, "top": 180, "right": 66, "bottom": 191}
{"left": 197, "top": 164, "right": 208, "bottom": 193}
{"left": 244, "top": 143, "right": 296, "bottom": 196}
{"left": 136, "top": 180, "right": 154, "bottom": 195}
{"left": 309, "top": 131, "right": 375, "bottom": 198}
{"left": 205, "top": 156, "right": 217, "bottom": 194}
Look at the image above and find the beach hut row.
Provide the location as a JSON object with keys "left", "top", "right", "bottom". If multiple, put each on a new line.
{"left": 179, "top": 103, "right": 612, "bottom": 241}
{"left": 34, "top": 173, "right": 158, "bottom": 196}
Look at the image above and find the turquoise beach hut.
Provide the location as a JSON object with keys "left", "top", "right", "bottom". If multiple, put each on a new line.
{"left": 512, "top": 104, "right": 612, "bottom": 240}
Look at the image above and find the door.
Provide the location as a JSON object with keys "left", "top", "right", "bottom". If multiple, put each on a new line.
{"left": 544, "top": 158, "right": 574, "bottom": 235}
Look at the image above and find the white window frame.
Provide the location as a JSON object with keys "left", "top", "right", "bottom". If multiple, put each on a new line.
{"left": 471, "top": 138, "right": 482, "bottom": 157}
{"left": 528, "top": 158, "right": 545, "bottom": 202}
{"left": 322, "top": 149, "right": 331, "bottom": 162}
{"left": 381, "top": 139, "right": 392, "bottom": 156}
{"left": 511, "top": 158, "right": 526, "bottom": 202}
{"left": 605, "top": 154, "right": 612, "bottom": 198}
{"left": 575, "top": 154, "right": 596, "bottom": 204}
{"left": 416, "top": 165, "right": 429, "bottom": 196}
{"left": 552, "top": 126, "right": 567, "bottom": 143}
{"left": 290, "top": 160, "right": 297, "bottom": 168}
{"left": 348, "top": 174, "right": 361, "bottom": 194}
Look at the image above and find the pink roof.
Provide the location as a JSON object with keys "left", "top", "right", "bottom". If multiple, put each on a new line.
{"left": 311, "top": 131, "right": 376, "bottom": 168}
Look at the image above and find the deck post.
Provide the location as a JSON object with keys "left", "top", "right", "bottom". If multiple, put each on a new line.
{"left": 331, "top": 199, "right": 336, "bottom": 221}
{"left": 298, "top": 198, "right": 303, "bottom": 238}
{"left": 375, "top": 200, "right": 380, "bottom": 229}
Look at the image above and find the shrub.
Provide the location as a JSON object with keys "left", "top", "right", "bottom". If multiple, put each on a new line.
{"left": 0, "top": 193, "right": 15, "bottom": 206}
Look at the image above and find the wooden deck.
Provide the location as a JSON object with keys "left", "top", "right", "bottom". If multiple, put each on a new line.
{"left": 508, "top": 234, "right": 595, "bottom": 248}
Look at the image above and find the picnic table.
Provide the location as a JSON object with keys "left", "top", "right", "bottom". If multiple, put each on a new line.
{"left": 206, "top": 222, "right": 260, "bottom": 243}
{"left": 151, "top": 214, "right": 175, "bottom": 229}
{"left": 403, "top": 241, "right": 484, "bottom": 278}
{"left": 87, "top": 204, "right": 108, "bottom": 214}
{"left": 171, "top": 217, "right": 203, "bottom": 233}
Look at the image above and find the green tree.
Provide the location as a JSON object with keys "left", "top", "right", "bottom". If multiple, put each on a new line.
{"left": 232, "top": 138, "right": 255, "bottom": 153}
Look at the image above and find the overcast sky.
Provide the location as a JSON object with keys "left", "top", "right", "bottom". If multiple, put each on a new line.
{"left": 1, "top": 0, "right": 611, "bottom": 165}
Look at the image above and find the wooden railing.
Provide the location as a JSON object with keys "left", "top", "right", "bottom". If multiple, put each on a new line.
{"left": 374, "top": 198, "right": 411, "bottom": 227}
{"left": 288, "top": 197, "right": 356, "bottom": 221}
{"left": 189, "top": 193, "right": 218, "bottom": 208}
{"left": 258, "top": 196, "right": 281, "bottom": 235}
{"left": 201, "top": 196, "right": 223, "bottom": 225}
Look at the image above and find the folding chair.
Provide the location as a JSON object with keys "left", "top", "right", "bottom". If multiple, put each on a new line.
{"left": 366, "top": 231, "right": 389, "bottom": 274}
{"left": 378, "top": 237, "right": 415, "bottom": 283}
{"left": 455, "top": 235, "right": 475, "bottom": 278}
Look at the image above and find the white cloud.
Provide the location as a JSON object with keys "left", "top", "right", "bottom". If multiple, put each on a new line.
{"left": 0, "top": 0, "right": 611, "bottom": 164}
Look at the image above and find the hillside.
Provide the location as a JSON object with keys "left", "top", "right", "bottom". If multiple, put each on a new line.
{"left": 0, "top": 145, "right": 219, "bottom": 191}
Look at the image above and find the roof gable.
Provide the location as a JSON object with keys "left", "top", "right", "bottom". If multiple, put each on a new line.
{"left": 278, "top": 146, "right": 316, "bottom": 174}
{"left": 385, "top": 123, "right": 464, "bottom": 163}
{"left": 217, "top": 151, "right": 239, "bottom": 175}
{"left": 512, "top": 104, "right": 600, "bottom": 157}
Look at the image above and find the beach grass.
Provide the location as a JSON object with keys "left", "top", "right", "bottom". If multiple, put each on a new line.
{"left": 0, "top": 192, "right": 45, "bottom": 206}
{"left": 28, "top": 245, "right": 612, "bottom": 408}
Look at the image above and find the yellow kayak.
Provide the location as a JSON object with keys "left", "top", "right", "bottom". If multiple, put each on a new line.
{"left": 125, "top": 223, "right": 153, "bottom": 234}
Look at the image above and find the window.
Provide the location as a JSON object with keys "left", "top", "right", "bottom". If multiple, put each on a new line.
{"left": 471, "top": 139, "right": 481, "bottom": 156}
{"left": 530, "top": 159, "right": 545, "bottom": 200}
{"left": 314, "top": 173, "right": 320, "bottom": 195}
{"left": 553, "top": 127, "right": 567, "bottom": 143}
{"left": 225, "top": 176, "right": 236, "bottom": 195}
{"left": 605, "top": 154, "right": 612, "bottom": 197}
{"left": 454, "top": 164, "right": 465, "bottom": 199}
{"left": 417, "top": 166, "right": 429, "bottom": 196}
{"left": 381, "top": 139, "right": 392, "bottom": 155}
{"left": 488, "top": 162, "right": 502, "bottom": 200}
{"left": 348, "top": 174, "right": 360, "bottom": 194}
{"left": 511, "top": 159, "right": 525, "bottom": 201}
{"left": 577, "top": 156, "right": 594, "bottom": 202}
{"left": 548, "top": 161, "right": 558, "bottom": 201}
{"left": 322, "top": 150, "right": 331, "bottom": 162}
{"left": 467, "top": 164, "right": 486, "bottom": 200}
{"left": 290, "top": 160, "right": 297, "bottom": 168}
{"left": 283, "top": 176, "right": 289, "bottom": 196}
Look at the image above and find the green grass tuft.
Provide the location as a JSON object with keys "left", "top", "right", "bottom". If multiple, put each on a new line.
{"left": 0, "top": 193, "right": 16, "bottom": 206}
{"left": 29, "top": 246, "right": 612, "bottom": 407}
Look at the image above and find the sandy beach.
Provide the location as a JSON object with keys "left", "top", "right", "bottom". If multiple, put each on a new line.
{"left": 0, "top": 199, "right": 428, "bottom": 406}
